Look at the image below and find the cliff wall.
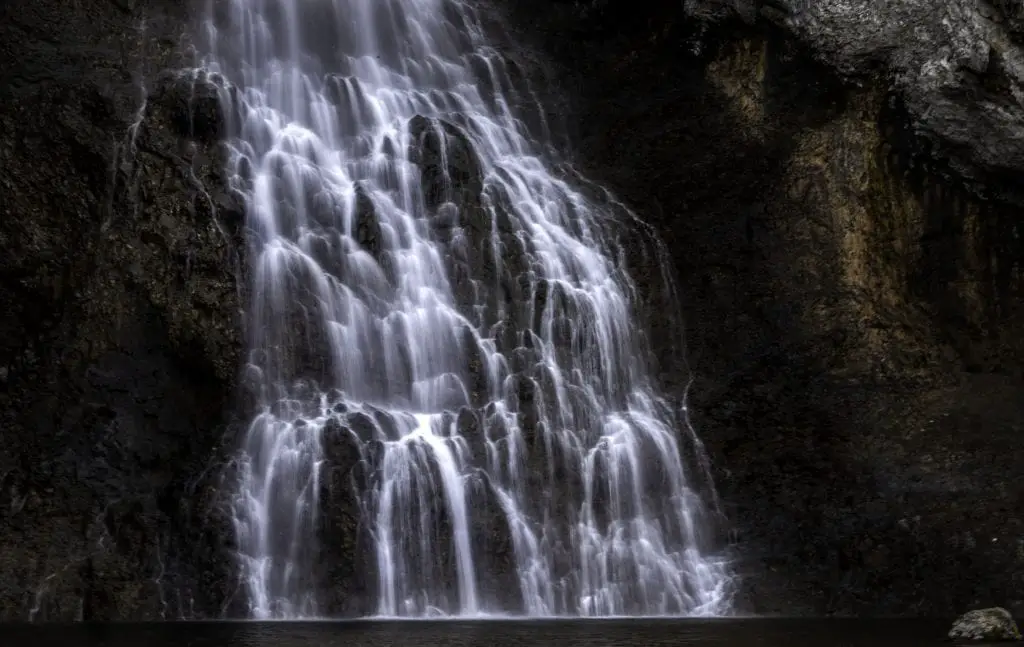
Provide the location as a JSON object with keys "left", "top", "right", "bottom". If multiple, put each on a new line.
{"left": 0, "top": 0, "right": 244, "bottom": 619}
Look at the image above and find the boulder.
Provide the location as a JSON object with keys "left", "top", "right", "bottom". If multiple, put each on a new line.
{"left": 949, "top": 608, "right": 1022, "bottom": 642}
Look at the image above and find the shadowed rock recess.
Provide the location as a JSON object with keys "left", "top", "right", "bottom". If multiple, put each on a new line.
{"left": 0, "top": 0, "right": 1022, "bottom": 621}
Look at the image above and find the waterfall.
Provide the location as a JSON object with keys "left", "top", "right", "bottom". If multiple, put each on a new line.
{"left": 200, "top": 0, "right": 732, "bottom": 619}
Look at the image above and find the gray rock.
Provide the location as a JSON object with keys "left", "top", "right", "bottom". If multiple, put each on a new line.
{"left": 949, "top": 607, "right": 1023, "bottom": 642}
{"left": 684, "top": 0, "right": 1024, "bottom": 200}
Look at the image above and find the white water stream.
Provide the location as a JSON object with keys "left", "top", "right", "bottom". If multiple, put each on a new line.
{"left": 199, "top": 0, "right": 731, "bottom": 619}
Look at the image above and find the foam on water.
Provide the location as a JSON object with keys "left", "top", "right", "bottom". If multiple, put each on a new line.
{"left": 199, "top": 0, "right": 732, "bottom": 620}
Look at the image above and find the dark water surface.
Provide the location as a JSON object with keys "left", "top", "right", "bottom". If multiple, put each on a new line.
{"left": 0, "top": 619, "right": 954, "bottom": 647}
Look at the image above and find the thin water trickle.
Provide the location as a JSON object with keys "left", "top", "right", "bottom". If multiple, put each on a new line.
{"left": 199, "top": 0, "right": 732, "bottom": 619}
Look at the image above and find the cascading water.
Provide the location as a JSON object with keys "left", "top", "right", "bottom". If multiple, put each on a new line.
{"left": 200, "top": 0, "right": 732, "bottom": 619}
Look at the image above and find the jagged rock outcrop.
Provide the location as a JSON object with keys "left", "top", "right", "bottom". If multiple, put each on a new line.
{"left": 505, "top": 0, "right": 1024, "bottom": 617}
{"left": 685, "top": 0, "right": 1024, "bottom": 202}
{"left": 0, "top": 0, "right": 244, "bottom": 620}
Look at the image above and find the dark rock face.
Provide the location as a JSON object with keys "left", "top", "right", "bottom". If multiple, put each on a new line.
{"left": 317, "top": 418, "right": 371, "bottom": 616}
{"left": 0, "top": 0, "right": 244, "bottom": 620}
{"left": 505, "top": 0, "right": 1024, "bottom": 618}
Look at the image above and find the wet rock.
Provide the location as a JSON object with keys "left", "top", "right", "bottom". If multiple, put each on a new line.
{"left": 510, "top": 374, "right": 542, "bottom": 447}
{"left": 353, "top": 183, "right": 384, "bottom": 259}
{"left": 455, "top": 406, "right": 486, "bottom": 460}
{"left": 369, "top": 406, "right": 403, "bottom": 439}
{"left": 148, "top": 70, "right": 226, "bottom": 143}
{"left": 949, "top": 607, "right": 1022, "bottom": 642}
{"left": 345, "top": 411, "right": 379, "bottom": 440}
{"left": 322, "top": 418, "right": 361, "bottom": 473}
{"left": 551, "top": 315, "right": 574, "bottom": 348}
{"left": 460, "top": 326, "right": 490, "bottom": 407}
{"left": 456, "top": 406, "right": 481, "bottom": 435}
{"left": 305, "top": 231, "right": 347, "bottom": 283}
{"left": 510, "top": 346, "right": 540, "bottom": 376}
{"left": 465, "top": 472, "right": 522, "bottom": 611}
{"left": 408, "top": 114, "right": 484, "bottom": 211}
{"left": 316, "top": 415, "right": 367, "bottom": 616}
{"left": 447, "top": 258, "right": 477, "bottom": 315}
{"left": 490, "top": 320, "right": 519, "bottom": 355}
{"left": 431, "top": 201, "right": 461, "bottom": 231}
{"left": 493, "top": 200, "right": 522, "bottom": 233}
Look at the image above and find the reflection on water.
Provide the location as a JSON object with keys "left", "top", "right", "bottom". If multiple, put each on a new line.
{"left": 4, "top": 619, "right": 953, "bottom": 646}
